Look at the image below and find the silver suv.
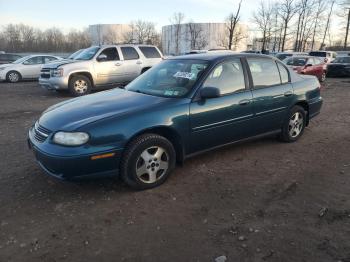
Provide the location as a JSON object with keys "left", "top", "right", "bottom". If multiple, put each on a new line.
{"left": 39, "top": 45, "right": 163, "bottom": 96}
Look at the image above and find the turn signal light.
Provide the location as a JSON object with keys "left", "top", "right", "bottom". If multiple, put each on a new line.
{"left": 91, "top": 153, "right": 116, "bottom": 160}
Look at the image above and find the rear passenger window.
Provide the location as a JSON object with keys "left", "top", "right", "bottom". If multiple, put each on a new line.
{"left": 203, "top": 59, "right": 246, "bottom": 95}
{"left": 247, "top": 58, "right": 281, "bottom": 88}
{"left": 139, "top": 46, "right": 161, "bottom": 58}
{"left": 121, "top": 47, "right": 140, "bottom": 60}
{"left": 277, "top": 62, "right": 289, "bottom": 84}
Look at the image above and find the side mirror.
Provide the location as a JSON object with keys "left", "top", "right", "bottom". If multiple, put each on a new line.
{"left": 97, "top": 54, "right": 107, "bottom": 62}
{"left": 200, "top": 86, "right": 220, "bottom": 99}
{"left": 324, "top": 58, "right": 328, "bottom": 63}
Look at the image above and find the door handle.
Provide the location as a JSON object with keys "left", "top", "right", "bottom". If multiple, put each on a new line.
{"left": 136, "top": 60, "right": 142, "bottom": 65}
{"left": 115, "top": 62, "right": 122, "bottom": 66}
{"left": 239, "top": 99, "right": 251, "bottom": 106}
{"left": 284, "top": 91, "right": 293, "bottom": 97}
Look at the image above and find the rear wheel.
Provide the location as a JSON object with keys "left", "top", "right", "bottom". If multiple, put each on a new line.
{"left": 280, "top": 105, "right": 306, "bottom": 142}
{"left": 120, "top": 134, "right": 176, "bottom": 190}
{"left": 6, "top": 71, "right": 21, "bottom": 83}
{"left": 68, "top": 75, "right": 92, "bottom": 96}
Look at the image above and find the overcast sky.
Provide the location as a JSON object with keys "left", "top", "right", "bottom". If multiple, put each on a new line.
{"left": 0, "top": 0, "right": 343, "bottom": 36}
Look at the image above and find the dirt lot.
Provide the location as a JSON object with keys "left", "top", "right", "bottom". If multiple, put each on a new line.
{"left": 0, "top": 78, "right": 349, "bottom": 262}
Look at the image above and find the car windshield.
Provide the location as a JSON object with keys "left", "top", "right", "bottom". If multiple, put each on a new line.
{"left": 68, "top": 49, "right": 84, "bottom": 59}
{"left": 309, "top": 51, "right": 326, "bottom": 57}
{"left": 332, "top": 57, "right": 350, "bottom": 63}
{"left": 284, "top": 57, "right": 307, "bottom": 66}
{"left": 12, "top": 56, "right": 30, "bottom": 64}
{"left": 74, "top": 47, "right": 100, "bottom": 60}
{"left": 126, "top": 59, "right": 209, "bottom": 98}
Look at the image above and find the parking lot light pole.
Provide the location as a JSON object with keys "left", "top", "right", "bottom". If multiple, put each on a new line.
{"left": 344, "top": 8, "right": 350, "bottom": 50}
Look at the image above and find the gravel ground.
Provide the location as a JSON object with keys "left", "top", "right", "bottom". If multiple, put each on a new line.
{"left": 0, "top": 78, "right": 349, "bottom": 262}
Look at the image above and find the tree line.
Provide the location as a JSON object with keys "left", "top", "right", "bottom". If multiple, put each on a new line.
{"left": 250, "top": 0, "right": 350, "bottom": 52}
{"left": 0, "top": 24, "right": 91, "bottom": 53}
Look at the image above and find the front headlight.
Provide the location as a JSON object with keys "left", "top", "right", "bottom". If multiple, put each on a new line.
{"left": 53, "top": 131, "right": 89, "bottom": 146}
{"left": 51, "top": 68, "right": 64, "bottom": 77}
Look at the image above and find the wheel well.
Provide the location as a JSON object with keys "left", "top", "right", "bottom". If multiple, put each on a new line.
{"left": 295, "top": 101, "right": 309, "bottom": 126}
{"left": 69, "top": 72, "right": 94, "bottom": 87}
{"left": 127, "top": 127, "right": 185, "bottom": 164}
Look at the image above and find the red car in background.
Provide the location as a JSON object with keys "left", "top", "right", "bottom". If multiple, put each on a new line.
{"left": 283, "top": 56, "right": 326, "bottom": 82}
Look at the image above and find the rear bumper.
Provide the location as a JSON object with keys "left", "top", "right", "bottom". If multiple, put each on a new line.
{"left": 28, "top": 127, "right": 122, "bottom": 180}
{"left": 39, "top": 77, "right": 69, "bottom": 90}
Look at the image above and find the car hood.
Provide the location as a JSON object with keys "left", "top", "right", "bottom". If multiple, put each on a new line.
{"left": 38, "top": 88, "right": 169, "bottom": 131}
{"left": 0, "top": 63, "right": 14, "bottom": 68}
{"left": 42, "top": 59, "right": 80, "bottom": 69}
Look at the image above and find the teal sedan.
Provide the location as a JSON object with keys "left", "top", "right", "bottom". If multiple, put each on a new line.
{"left": 28, "top": 53, "right": 323, "bottom": 190}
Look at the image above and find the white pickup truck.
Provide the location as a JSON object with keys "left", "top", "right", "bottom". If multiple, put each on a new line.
{"left": 39, "top": 44, "right": 163, "bottom": 96}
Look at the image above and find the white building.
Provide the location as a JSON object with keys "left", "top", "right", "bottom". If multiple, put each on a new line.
{"left": 89, "top": 24, "right": 131, "bottom": 45}
{"left": 161, "top": 23, "right": 249, "bottom": 55}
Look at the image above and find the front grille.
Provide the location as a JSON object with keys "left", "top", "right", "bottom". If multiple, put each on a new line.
{"left": 40, "top": 68, "right": 51, "bottom": 79}
{"left": 33, "top": 122, "right": 51, "bottom": 143}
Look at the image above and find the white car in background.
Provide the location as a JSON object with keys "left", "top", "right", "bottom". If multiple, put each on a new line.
{"left": 0, "top": 55, "right": 61, "bottom": 83}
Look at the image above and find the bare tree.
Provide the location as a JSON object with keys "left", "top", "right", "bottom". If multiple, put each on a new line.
{"left": 279, "top": 0, "right": 298, "bottom": 51}
{"left": 321, "top": 0, "right": 336, "bottom": 49}
{"left": 225, "top": 0, "right": 242, "bottom": 50}
{"left": 170, "top": 12, "right": 185, "bottom": 55}
{"left": 310, "top": 0, "right": 327, "bottom": 50}
{"left": 252, "top": 1, "right": 273, "bottom": 52}
{"left": 187, "top": 22, "right": 207, "bottom": 50}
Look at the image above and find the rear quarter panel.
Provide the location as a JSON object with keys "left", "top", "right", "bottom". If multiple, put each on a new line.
{"left": 291, "top": 73, "right": 322, "bottom": 118}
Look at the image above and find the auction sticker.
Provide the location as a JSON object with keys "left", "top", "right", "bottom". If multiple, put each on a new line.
{"left": 173, "top": 72, "right": 195, "bottom": 79}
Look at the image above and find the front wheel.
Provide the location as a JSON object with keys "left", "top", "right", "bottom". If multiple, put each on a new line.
{"left": 68, "top": 75, "right": 92, "bottom": 96}
{"left": 6, "top": 71, "right": 21, "bottom": 83}
{"left": 120, "top": 134, "right": 176, "bottom": 190}
{"left": 280, "top": 105, "right": 306, "bottom": 142}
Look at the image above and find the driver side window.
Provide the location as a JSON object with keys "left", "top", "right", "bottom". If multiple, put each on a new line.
{"left": 98, "top": 47, "right": 120, "bottom": 62}
{"left": 203, "top": 59, "right": 246, "bottom": 95}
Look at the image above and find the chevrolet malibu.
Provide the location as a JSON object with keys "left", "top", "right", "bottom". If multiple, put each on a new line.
{"left": 28, "top": 53, "right": 323, "bottom": 190}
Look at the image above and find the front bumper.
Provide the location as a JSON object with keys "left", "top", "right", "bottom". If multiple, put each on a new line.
{"left": 28, "top": 126, "right": 122, "bottom": 180}
{"left": 39, "top": 76, "right": 69, "bottom": 90}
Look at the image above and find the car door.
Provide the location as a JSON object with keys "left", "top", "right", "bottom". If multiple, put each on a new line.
{"left": 247, "top": 57, "right": 294, "bottom": 134}
{"left": 93, "top": 47, "right": 123, "bottom": 85}
{"left": 120, "top": 46, "right": 143, "bottom": 82}
{"left": 189, "top": 58, "right": 254, "bottom": 153}
{"left": 20, "top": 56, "right": 45, "bottom": 78}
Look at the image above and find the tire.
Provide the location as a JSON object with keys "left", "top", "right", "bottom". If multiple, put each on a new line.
{"left": 68, "top": 75, "right": 92, "bottom": 96}
{"left": 120, "top": 134, "right": 176, "bottom": 190}
{"left": 320, "top": 71, "right": 326, "bottom": 82}
{"left": 280, "top": 105, "right": 306, "bottom": 143}
{"left": 6, "top": 71, "right": 21, "bottom": 83}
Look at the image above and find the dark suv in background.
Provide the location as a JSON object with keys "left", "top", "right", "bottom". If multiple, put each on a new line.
{"left": 0, "top": 53, "right": 22, "bottom": 64}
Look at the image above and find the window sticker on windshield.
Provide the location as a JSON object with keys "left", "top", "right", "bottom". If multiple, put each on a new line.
{"left": 164, "top": 90, "right": 174, "bottom": 96}
{"left": 173, "top": 71, "right": 195, "bottom": 79}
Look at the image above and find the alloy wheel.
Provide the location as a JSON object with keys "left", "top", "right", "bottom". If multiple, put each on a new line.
{"left": 135, "top": 146, "right": 169, "bottom": 184}
{"left": 8, "top": 72, "right": 19, "bottom": 82}
{"left": 288, "top": 112, "right": 304, "bottom": 138}
{"left": 74, "top": 79, "right": 88, "bottom": 94}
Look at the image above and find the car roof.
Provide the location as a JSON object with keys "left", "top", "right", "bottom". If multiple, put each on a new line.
{"left": 167, "top": 52, "right": 276, "bottom": 62}
{"left": 96, "top": 44, "right": 158, "bottom": 48}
